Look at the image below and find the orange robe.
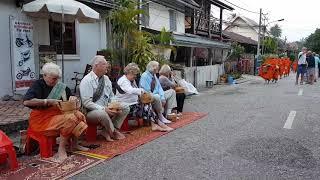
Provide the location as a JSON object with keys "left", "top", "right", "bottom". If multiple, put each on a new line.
{"left": 29, "top": 107, "right": 86, "bottom": 137}
{"left": 259, "top": 64, "right": 273, "bottom": 81}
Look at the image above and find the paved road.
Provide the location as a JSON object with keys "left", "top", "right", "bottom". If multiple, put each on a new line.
{"left": 73, "top": 74, "right": 320, "bottom": 179}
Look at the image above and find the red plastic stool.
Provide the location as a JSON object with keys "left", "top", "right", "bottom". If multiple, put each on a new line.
{"left": 0, "top": 130, "right": 19, "bottom": 170}
{"left": 25, "top": 129, "right": 57, "bottom": 158}
{"left": 86, "top": 123, "right": 97, "bottom": 142}
{"left": 120, "top": 116, "right": 143, "bottom": 131}
{"left": 120, "top": 116, "right": 130, "bottom": 131}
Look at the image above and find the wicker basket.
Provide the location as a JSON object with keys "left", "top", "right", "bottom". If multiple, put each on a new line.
{"left": 58, "top": 101, "right": 77, "bottom": 113}
{"left": 167, "top": 113, "right": 178, "bottom": 122}
{"left": 107, "top": 102, "right": 122, "bottom": 113}
{"left": 140, "top": 93, "right": 153, "bottom": 104}
{"left": 72, "top": 121, "right": 88, "bottom": 137}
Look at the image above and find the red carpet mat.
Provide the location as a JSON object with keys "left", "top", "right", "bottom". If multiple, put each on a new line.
{"left": 86, "top": 112, "right": 207, "bottom": 158}
{"left": 0, "top": 154, "right": 103, "bottom": 180}
{"left": 0, "top": 112, "right": 207, "bottom": 179}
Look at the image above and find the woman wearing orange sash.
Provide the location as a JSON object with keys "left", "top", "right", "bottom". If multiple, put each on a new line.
{"left": 23, "top": 63, "right": 88, "bottom": 162}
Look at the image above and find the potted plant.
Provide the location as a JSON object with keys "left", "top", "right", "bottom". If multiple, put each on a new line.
{"left": 129, "top": 31, "right": 154, "bottom": 72}
{"left": 152, "top": 27, "right": 175, "bottom": 60}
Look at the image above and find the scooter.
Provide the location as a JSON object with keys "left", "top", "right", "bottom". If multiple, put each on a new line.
{"left": 18, "top": 50, "right": 31, "bottom": 66}
{"left": 16, "top": 67, "right": 35, "bottom": 80}
{"left": 15, "top": 34, "right": 33, "bottom": 48}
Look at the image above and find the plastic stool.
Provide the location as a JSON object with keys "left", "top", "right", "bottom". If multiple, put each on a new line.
{"left": 120, "top": 116, "right": 143, "bottom": 131}
{"left": 120, "top": 116, "right": 130, "bottom": 131}
{"left": 25, "top": 129, "right": 57, "bottom": 158}
{"left": 0, "top": 130, "right": 19, "bottom": 170}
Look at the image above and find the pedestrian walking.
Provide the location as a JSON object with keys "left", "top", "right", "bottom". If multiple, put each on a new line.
{"left": 306, "top": 51, "right": 315, "bottom": 85}
{"left": 314, "top": 53, "right": 320, "bottom": 81}
{"left": 296, "top": 47, "right": 308, "bottom": 85}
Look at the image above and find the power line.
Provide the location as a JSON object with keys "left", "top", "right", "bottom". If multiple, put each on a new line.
{"left": 221, "top": 0, "right": 262, "bottom": 15}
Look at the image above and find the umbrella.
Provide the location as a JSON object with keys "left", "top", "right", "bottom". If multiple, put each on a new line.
{"left": 22, "top": 0, "right": 100, "bottom": 82}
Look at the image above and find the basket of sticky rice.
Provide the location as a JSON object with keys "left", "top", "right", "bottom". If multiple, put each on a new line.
{"left": 174, "top": 87, "right": 185, "bottom": 94}
{"left": 107, "top": 102, "right": 122, "bottom": 113}
{"left": 58, "top": 101, "right": 77, "bottom": 113}
{"left": 140, "top": 92, "right": 153, "bottom": 104}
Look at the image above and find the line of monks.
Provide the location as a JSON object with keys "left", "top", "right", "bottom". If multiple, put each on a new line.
{"left": 259, "top": 58, "right": 296, "bottom": 83}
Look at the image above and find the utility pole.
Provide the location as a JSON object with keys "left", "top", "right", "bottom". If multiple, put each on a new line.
{"left": 254, "top": 8, "right": 262, "bottom": 75}
{"left": 261, "top": 15, "right": 267, "bottom": 55}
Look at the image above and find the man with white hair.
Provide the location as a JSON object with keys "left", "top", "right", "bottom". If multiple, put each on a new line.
{"left": 80, "top": 55, "right": 129, "bottom": 141}
{"left": 139, "top": 61, "right": 174, "bottom": 124}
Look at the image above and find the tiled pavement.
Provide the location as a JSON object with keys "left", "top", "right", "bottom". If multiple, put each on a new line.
{"left": 0, "top": 100, "right": 30, "bottom": 134}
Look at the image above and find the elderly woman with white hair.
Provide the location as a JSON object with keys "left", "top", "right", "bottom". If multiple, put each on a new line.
{"left": 80, "top": 55, "right": 130, "bottom": 141}
{"left": 139, "top": 61, "right": 175, "bottom": 124}
{"left": 23, "top": 62, "right": 88, "bottom": 162}
{"left": 116, "top": 63, "right": 173, "bottom": 131}
{"left": 159, "top": 64, "right": 185, "bottom": 114}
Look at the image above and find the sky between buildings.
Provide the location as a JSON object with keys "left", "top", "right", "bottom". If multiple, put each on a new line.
{"left": 217, "top": 0, "right": 318, "bottom": 42}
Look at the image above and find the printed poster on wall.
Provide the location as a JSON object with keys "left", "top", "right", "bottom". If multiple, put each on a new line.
{"left": 12, "top": 19, "right": 36, "bottom": 91}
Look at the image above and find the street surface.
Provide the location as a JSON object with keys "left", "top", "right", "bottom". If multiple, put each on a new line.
{"left": 73, "top": 74, "right": 320, "bottom": 179}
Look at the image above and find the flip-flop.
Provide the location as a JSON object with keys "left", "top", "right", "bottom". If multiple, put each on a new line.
{"left": 85, "top": 144, "right": 101, "bottom": 149}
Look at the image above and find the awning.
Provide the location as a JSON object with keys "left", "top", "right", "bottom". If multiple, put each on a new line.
{"left": 173, "top": 33, "right": 231, "bottom": 49}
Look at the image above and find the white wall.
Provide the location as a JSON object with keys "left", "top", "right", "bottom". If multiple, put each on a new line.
{"left": 55, "top": 20, "right": 107, "bottom": 89}
{"left": 184, "top": 64, "right": 224, "bottom": 88}
{"left": 0, "top": 0, "right": 108, "bottom": 96}
{"left": 148, "top": 2, "right": 185, "bottom": 33}
{"left": 225, "top": 18, "right": 258, "bottom": 41}
{"left": 0, "top": 0, "right": 30, "bottom": 97}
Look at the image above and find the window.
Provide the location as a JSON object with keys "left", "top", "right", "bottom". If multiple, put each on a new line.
{"left": 49, "top": 20, "right": 76, "bottom": 54}
{"left": 169, "top": 10, "right": 177, "bottom": 31}
{"left": 141, "top": 0, "right": 149, "bottom": 27}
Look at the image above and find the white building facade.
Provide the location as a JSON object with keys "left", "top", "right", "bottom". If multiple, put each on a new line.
{"left": 142, "top": 0, "right": 233, "bottom": 88}
{"left": 225, "top": 16, "right": 259, "bottom": 42}
{"left": 0, "top": 0, "right": 111, "bottom": 97}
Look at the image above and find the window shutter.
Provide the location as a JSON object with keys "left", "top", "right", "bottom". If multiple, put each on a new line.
{"left": 169, "top": 10, "right": 177, "bottom": 31}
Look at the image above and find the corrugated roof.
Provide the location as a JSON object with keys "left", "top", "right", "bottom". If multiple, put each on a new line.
{"left": 77, "top": 0, "right": 116, "bottom": 8}
{"left": 178, "top": 0, "right": 200, "bottom": 9}
{"left": 173, "top": 33, "right": 231, "bottom": 49}
{"left": 209, "top": 0, "right": 234, "bottom": 11}
{"left": 150, "top": 0, "right": 200, "bottom": 11}
{"left": 223, "top": 31, "right": 257, "bottom": 45}
{"left": 225, "top": 15, "right": 259, "bottom": 33}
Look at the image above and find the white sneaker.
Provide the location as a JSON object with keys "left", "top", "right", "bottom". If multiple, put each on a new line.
{"left": 160, "top": 117, "right": 172, "bottom": 124}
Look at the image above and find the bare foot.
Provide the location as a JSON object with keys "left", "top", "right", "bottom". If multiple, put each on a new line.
{"left": 49, "top": 154, "right": 67, "bottom": 163}
{"left": 158, "top": 122, "right": 174, "bottom": 132}
{"left": 151, "top": 123, "right": 166, "bottom": 132}
{"left": 75, "top": 144, "right": 89, "bottom": 151}
{"left": 113, "top": 130, "right": 125, "bottom": 140}
{"left": 101, "top": 130, "right": 114, "bottom": 142}
{"left": 51, "top": 150, "right": 68, "bottom": 163}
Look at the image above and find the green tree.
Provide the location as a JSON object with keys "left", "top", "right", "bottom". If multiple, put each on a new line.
{"left": 230, "top": 42, "right": 245, "bottom": 61}
{"left": 129, "top": 31, "right": 154, "bottom": 72}
{"left": 263, "top": 37, "right": 278, "bottom": 54}
{"left": 270, "top": 24, "right": 282, "bottom": 38}
{"left": 304, "top": 29, "right": 320, "bottom": 53}
{"left": 110, "top": 0, "right": 144, "bottom": 66}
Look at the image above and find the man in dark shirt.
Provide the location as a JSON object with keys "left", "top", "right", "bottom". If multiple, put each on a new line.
{"left": 306, "top": 51, "right": 315, "bottom": 84}
{"left": 24, "top": 79, "right": 72, "bottom": 108}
